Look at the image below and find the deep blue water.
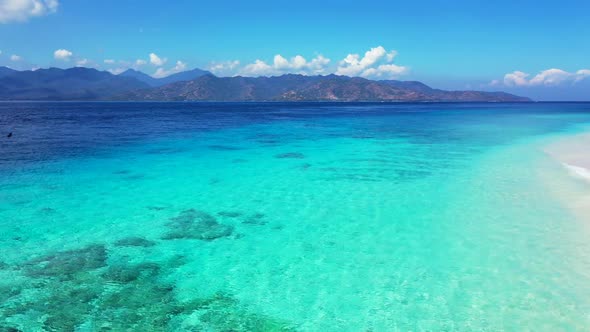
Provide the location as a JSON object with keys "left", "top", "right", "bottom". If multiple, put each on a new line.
{"left": 2, "top": 102, "right": 590, "bottom": 169}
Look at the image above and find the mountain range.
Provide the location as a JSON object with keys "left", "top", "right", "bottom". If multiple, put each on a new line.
{"left": 117, "top": 74, "right": 530, "bottom": 102}
{"left": 0, "top": 66, "right": 530, "bottom": 102}
{"left": 119, "top": 68, "right": 211, "bottom": 87}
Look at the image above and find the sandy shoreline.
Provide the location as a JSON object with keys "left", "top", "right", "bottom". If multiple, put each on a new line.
{"left": 545, "top": 133, "right": 590, "bottom": 179}
{"left": 543, "top": 133, "right": 590, "bottom": 222}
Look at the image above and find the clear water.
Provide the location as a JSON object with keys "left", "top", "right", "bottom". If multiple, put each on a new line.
{"left": 1, "top": 102, "right": 590, "bottom": 331}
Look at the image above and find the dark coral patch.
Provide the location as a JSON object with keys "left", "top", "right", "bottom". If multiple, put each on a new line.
{"left": 102, "top": 262, "right": 160, "bottom": 283}
{"left": 162, "top": 209, "right": 233, "bottom": 241}
{"left": 3, "top": 247, "right": 295, "bottom": 331}
{"left": 208, "top": 145, "right": 243, "bottom": 151}
{"left": 242, "top": 213, "right": 267, "bottom": 225}
{"left": 38, "top": 207, "right": 56, "bottom": 214}
{"left": 275, "top": 152, "right": 305, "bottom": 159}
{"left": 300, "top": 163, "right": 312, "bottom": 170}
{"left": 114, "top": 237, "right": 157, "bottom": 248}
{"left": 123, "top": 174, "right": 145, "bottom": 181}
{"left": 146, "top": 205, "right": 168, "bottom": 211}
{"left": 191, "top": 293, "right": 297, "bottom": 331}
{"left": 22, "top": 244, "right": 107, "bottom": 279}
{"left": 218, "top": 211, "right": 243, "bottom": 218}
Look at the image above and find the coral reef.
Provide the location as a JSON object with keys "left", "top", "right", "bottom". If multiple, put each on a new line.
{"left": 22, "top": 244, "right": 107, "bottom": 280}
{"left": 275, "top": 152, "right": 305, "bottom": 159}
{"left": 0, "top": 243, "right": 295, "bottom": 331}
{"left": 218, "top": 211, "right": 243, "bottom": 218}
{"left": 243, "top": 212, "right": 267, "bottom": 225}
{"left": 114, "top": 236, "right": 157, "bottom": 247}
{"left": 162, "top": 209, "right": 233, "bottom": 241}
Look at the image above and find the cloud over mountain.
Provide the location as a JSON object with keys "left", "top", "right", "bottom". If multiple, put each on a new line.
{"left": 54, "top": 49, "right": 72, "bottom": 61}
{"left": 149, "top": 53, "right": 166, "bottom": 66}
{"left": 239, "top": 54, "right": 331, "bottom": 76}
{"left": 336, "top": 46, "right": 407, "bottom": 78}
{"left": 496, "top": 68, "right": 590, "bottom": 87}
{"left": 210, "top": 46, "right": 408, "bottom": 78}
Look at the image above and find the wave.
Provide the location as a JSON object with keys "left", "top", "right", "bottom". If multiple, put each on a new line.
{"left": 562, "top": 162, "right": 590, "bottom": 182}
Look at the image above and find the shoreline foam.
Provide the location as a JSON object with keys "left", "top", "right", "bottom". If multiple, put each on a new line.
{"left": 562, "top": 163, "right": 590, "bottom": 182}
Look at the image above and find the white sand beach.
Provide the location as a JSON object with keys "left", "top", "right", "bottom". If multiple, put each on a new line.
{"left": 544, "top": 133, "right": 590, "bottom": 223}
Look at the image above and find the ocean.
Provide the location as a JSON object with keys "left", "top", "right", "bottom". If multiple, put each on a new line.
{"left": 1, "top": 102, "right": 590, "bottom": 331}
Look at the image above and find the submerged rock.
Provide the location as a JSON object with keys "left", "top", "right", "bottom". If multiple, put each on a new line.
{"left": 208, "top": 145, "right": 243, "bottom": 151}
{"left": 2, "top": 263, "right": 297, "bottom": 331}
{"left": 162, "top": 209, "right": 233, "bottom": 241}
{"left": 0, "top": 285, "right": 21, "bottom": 303}
{"left": 146, "top": 205, "right": 168, "bottom": 211}
{"left": 22, "top": 244, "right": 107, "bottom": 279}
{"left": 242, "top": 212, "right": 267, "bottom": 225}
{"left": 300, "top": 163, "right": 312, "bottom": 170}
{"left": 189, "top": 292, "right": 297, "bottom": 331}
{"left": 42, "top": 282, "right": 102, "bottom": 331}
{"left": 102, "top": 262, "right": 160, "bottom": 283}
{"left": 38, "top": 207, "right": 56, "bottom": 214}
{"left": 114, "top": 236, "right": 157, "bottom": 248}
{"left": 218, "top": 211, "right": 243, "bottom": 218}
{"left": 275, "top": 152, "right": 305, "bottom": 159}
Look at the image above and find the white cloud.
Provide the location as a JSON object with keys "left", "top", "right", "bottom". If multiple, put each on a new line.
{"left": 361, "top": 64, "right": 408, "bottom": 78}
{"left": 135, "top": 59, "right": 147, "bottom": 66}
{"left": 499, "top": 68, "right": 590, "bottom": 87}
{"left": 10, "top": 54, "right": 21, "bottom": 61}
{"left": 75, "top": 58, "right": 90, "bottom": 67}
{"left": 529, "top": 68, "right": 571, "bottom": 86}
{"left": 575, "top": 69, "right": 590, "bottom": 82}
{"left": 489, "top": 79, "right": 500, "bottom": 86}
{"left": 0, "top": 0, "right": 59, "bottom": 23}
{"left": 104, "top": 59, "right": 115, "bottom": 64}
{"left": 336, "top": 46, "right": 408, "bottom": 78}
{"left": 153, "top": 60, "right": 187, "bottom": 78}
{"left": 108, "top": 68, "right": 126, "bottom": 75}
{"left": 210, "top": 47, "right": 408, "bottom": 78}
{"left": 503, "top": 71, "right": 530, "bottom": 86}
{"left": 208, "top": 60, "right": 240, "bottom": 76}
{"left": 149, "top": 53, "right": 166, "bottom": 66}
{"left": 308, "top": 55, "right": 330, "bottom": 74}
{"left": 239, "top": 54, "right": 331, "bottom": 76}
{"left": 241, "top": 59, "right": 274, "bottom": 76}
{"left": 53, "top": 48, "right": 72, "bottom": 61}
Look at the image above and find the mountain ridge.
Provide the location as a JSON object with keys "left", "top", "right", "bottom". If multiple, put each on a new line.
{"left": 0, "top": 67, "right": 531, "bottom": 102}
{"left": 119, "top": 68, "right": 211, "bottom": 87}
{"left": 0, "top": 67, "right": 148, "bottom": 100}
{"left": 116, "top": 74, "right": 531, "bottom": 102}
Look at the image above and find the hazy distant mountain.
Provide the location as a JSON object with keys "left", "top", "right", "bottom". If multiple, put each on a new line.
{"left": 0, "top": 67, "right": 530, "bottom": 102}
{"left": 119, "top": 68, "right": 212, "bottom": 87}
{"left": 119, "top": 69, "right": 159, "bottom": 86}
{"left": 117, "top": 74, "right": 530, "bottom": 102}
{"left": 0, "top": 66, "right": 17, "bottom": 78}
{"left": 0, "top": 67, "right": 149, "bottom": 100}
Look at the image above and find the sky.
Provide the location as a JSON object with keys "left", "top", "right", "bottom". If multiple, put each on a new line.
{"left": 0, "top": 0, "right": 589, "bottom": 100}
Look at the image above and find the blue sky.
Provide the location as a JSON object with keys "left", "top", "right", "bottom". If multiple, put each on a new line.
{"left": 0, "top": 0, "right": 589, "bottom": 100}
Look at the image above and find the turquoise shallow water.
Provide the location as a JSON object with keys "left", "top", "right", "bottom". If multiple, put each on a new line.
{"left": 1, "top": 102, "right": 590, "bottom": 331}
